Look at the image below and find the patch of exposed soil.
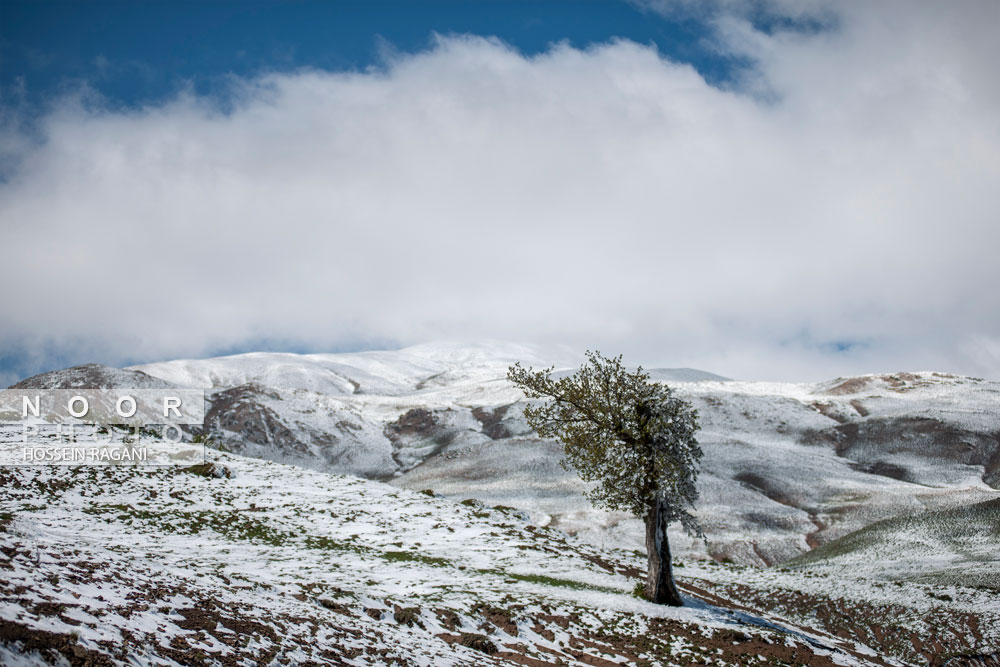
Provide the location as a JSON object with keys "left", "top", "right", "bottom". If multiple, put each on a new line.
{"left": 0, "top": 618, "right": 115, "bottom": 666}
{"left": 847, "top": 460, "right": 913, "bottom": 482}
{"left": 385, "top": 408, "right": 439, "bottom": 443}
{"left": 825, "top": 377, "right": 874, "bottom": 395}
{"left": 472, "top": 405, "right": 512, "bottom": 440}
{"left": 732, "top": 471, "right": 799, "bottom": 508}
{"left": 202, "top": 383, "right": 305, "bottom": 452}
{"left": 810, "top": 401, "right": 850, "bottom": 423}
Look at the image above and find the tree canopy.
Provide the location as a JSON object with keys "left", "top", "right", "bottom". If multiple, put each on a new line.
{"left": 507, "top": 351, "right": 703, "bottom": 537}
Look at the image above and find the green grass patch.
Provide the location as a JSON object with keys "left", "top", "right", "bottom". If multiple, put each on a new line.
{"left": 382, "top": 550, "right": 451, "bottom": 567}
{"left": 303, "top": 535, "right": 361, "bottom": 553}
{"left": 83, "top": 504, "right": 291, "bottom": 546}
{"left": 478, "top": 569, "right": 622, "bottom": 594}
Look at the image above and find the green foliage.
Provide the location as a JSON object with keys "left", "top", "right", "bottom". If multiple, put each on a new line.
{"left": 508, "top": 351, "right": 702, "bottom": 535}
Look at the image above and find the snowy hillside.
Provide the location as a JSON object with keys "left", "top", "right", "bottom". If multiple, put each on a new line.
{"left": 9, "top": 342, "right": 1000, "bottom": 570}
{"left": 133, "top": 341, "right": 568, "bottom": 396}
{"left": 2, "top": 452, "right": 997, "bottom": 666}
{"left": 785, "top": 496, "right": 1000, "bottom": 589}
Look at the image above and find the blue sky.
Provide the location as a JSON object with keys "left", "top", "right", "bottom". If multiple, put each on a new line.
{"left": 1, "top": 1, "right": 999, "bottom": 384}
{"left": 2, "top": 1, "right": 738, "bottom": 111}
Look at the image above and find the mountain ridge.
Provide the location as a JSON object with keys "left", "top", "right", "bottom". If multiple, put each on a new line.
{"left": 5, "top": 343, "right": 999, "bottom": 569}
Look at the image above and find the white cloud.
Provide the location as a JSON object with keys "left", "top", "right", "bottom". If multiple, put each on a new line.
{"left": 2, "top": 2, "right": 999, "bottom": 381}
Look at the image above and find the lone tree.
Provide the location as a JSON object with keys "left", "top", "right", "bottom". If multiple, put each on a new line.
{"left": 508, "top": 351, "right": 702, "bottom": 606}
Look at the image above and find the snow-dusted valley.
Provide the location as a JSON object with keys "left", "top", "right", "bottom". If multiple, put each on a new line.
{"left": 2, "top": 341, "right": 999, "bottom": 665}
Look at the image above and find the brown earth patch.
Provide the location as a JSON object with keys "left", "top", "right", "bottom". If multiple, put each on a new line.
{"left": 472, "top": 405, "right": 512, "bottom": 440}
{"left": 201, "top": 383, "right": 304, "bottom": 453}
{"left": 434, "top": 607, "right": 461, "bottom": 631}
{"left": 385, "top": 408, "right": 439, "bottom": 442}
{"left": 732, "top": 471, "right": 799, "bottom": 508}
{"left": 826, "top": 377, "right": 873, "bottom": 395}
{"left": 0, "top": 618, "right": 115, "bottom": 666}
{"left": 477, "top": 604, "right": 520, "bottom": 636}
{"left": 811, "top": 401, "right": 850, "bottom": 423}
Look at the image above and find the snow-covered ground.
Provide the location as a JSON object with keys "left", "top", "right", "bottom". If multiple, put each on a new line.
{"left": 1, "top": 452, "right": 996, "bottom": 665}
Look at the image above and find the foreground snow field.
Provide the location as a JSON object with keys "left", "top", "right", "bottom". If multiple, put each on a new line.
{"left": 1, "top": 452, "right": 997, "bottom": 666}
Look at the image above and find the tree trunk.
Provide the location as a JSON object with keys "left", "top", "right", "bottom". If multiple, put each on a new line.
{"left": 644, "top": 498, "right": 683, "bottom": 606}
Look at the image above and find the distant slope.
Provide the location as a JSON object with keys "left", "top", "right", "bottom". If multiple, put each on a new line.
{"left": 785, "top": 497, "right": 1000, "bottom": 590}
{"left": 648, "top": 368, "right": 731, "bottom": 382}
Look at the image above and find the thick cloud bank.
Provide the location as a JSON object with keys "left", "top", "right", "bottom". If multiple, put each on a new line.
{"left": 2, "top": 1, "right": 999, "bottom": 382}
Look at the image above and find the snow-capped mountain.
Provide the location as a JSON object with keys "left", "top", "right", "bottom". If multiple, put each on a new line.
{"left": 134, "top": 341, "right": 567, "bottom": 396}
{"left": 9, "top": 342, "right": 1000, "bottom": 570}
